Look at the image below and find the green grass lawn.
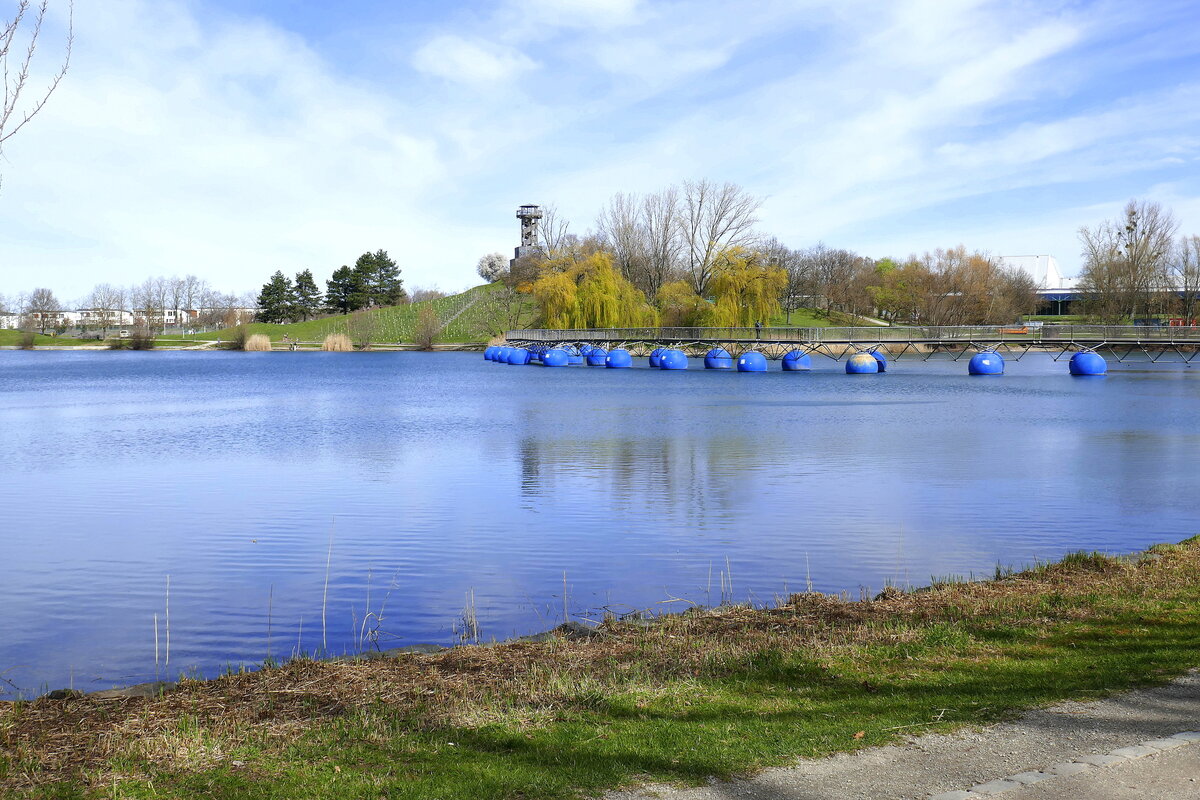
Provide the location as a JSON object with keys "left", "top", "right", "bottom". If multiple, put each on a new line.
{"left": 5, "top": 538, "right": 1200, "bottom": 799}
{"left": 768, "top": 308, "right": 842, "bottom": 327}
{"left": 0, "top": 330, "right": 107, "bottom": 347}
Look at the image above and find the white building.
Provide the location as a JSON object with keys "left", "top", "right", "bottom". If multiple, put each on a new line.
{"left": 77, "top": 308, "right": 135, "bottom": 327}
{"left": 0, "top": 311, "right": 19, "bottom": 330}
{"left": 999, "top": 255, "right": 1077, "bottom": 291}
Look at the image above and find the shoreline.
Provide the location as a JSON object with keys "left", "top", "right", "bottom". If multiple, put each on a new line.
{"left": 5, "top": 537, "right": 1199, "bottom": 798}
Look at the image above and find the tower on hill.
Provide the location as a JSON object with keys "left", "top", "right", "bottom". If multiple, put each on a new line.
{"left": 512, "top": 204, "right": 543, "bottom": 267}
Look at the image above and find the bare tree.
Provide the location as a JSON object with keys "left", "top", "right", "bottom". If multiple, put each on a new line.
{"left": 182, "top": 274, "right": 205, "bottom": 313}
{"left": 759, "top": 238, "right": 814, "bottom": 324}
{"left": 1, "top": 1, "right": 73, "bottom": 152}
{"left": 1172, "top": 235, "right": 1200, "bottom": 322}
{"left": 1078, "top": 200, "right": 1178, "bottom": 322}
{"left": 132, "top": 277, "right": 170, "bottom": 333}
{"left": 680, "top": 179, "right": 762, "bottom": 296}
{"left": 802, "top": 242, "right": 866, "bottom": 316}
{"left": 536, "top": 204, "right": 572, "bottom": 259}
{"left": 24, "top": 286, "right": 59, "bottom": 333}
{"left": 595, "top": 192, "right": 646, "bottom": 290}
{"left": 85, "top": 283, "right": 125, "bottom": 336}
{"left": 166, "top": 276, "right": 188, "bottom": 330}
{"left": 640, "top": 186, "right": 683, "bottom": 301}
{"left": 476, "top": 252, "right": 507, "bottom": 283}
{"left": 409, "top": 286, "right": 447, "bottom": 303}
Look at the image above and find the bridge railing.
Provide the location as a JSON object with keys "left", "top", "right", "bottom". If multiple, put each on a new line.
{"left": 505, "top": 325, "right": 1200, "bottom": 343}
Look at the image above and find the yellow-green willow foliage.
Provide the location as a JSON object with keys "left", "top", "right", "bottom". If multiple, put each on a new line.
{"left": 704, "top": 249, "right": 788, "bottom": 327}
{"left": 527, "top": 252, "right": 657, "bottom": 328}
{"left": 530, "top": 270, "right": 577, "bottom": 329}
{"left": 657, "top": 280, "right": 709, "bottom": 326}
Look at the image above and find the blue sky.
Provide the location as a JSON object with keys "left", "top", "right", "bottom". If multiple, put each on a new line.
{"left": 3, "top": 0, "right": 1200, "bottom": 300}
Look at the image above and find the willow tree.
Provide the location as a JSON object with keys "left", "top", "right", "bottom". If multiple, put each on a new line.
{"left": 656, "top": 280, "right": 708, "bottom": 326}
{"left": 704, "top": 250, "right": 787, "bottom": 327}
{"left": 527, "top": 252, "right": 656, "bottom": 329}
{"left": 529, "top": 270, "right": 578, "bottom": 329}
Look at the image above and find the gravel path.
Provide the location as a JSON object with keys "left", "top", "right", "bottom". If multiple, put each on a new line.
{"left": 607, "top": 671, "right": 1200, "bottom": 800}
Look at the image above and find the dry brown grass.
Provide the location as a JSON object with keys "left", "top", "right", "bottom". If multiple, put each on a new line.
{"left": 1, "top": 543, "right": 1195, "bottom": 791}
{"left": 321, "top": 333, "right": 353, "bottom": 352}
{"left": 243, "top": 334, "right": 272, "bottom": 352}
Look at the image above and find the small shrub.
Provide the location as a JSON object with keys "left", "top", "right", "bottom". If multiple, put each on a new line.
{"left": 349, "top": 311, "right": 377, "bottom": 350}
{"left": 244, "top": 334, "right": 272, "bottom": 352}
{"left": 322, "top": 333, "right": 353, "bottom": 352}
{"left": 414, "top": 306, "right": 439, "bottom": 350}
{"left": 17, "top": 331, "right": 35, "bottom": 349}
{"left": 229, "top": 324, "right": 249, "bottom": 350}
{"left": 127, "top": 330, "right": 155, "bottom": 350}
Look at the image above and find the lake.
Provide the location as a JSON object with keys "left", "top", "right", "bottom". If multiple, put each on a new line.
{"left": 1, "top": 350, "right": 1197, "bottom": 697}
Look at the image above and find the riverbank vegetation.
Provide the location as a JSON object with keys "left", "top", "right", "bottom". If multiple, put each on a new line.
{"left": 491, "top": 181, "right": 1043, "bottom": 330}
{"left": 3, "top": 537, "right": 1199, "bottom": 799}
{"left": 7, "top": 194, "right": 1200, "bottom": 347}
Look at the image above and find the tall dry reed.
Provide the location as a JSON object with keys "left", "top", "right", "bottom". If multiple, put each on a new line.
{"left": 322, "top": 333, "right": 353, "bottom": 352}
{"left": 244, "top": 334, "right": 272, "bottom": 352}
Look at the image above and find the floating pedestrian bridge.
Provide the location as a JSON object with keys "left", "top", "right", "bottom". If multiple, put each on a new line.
{"left": 504, "top": 325, "right": 1200, "bottom": 363}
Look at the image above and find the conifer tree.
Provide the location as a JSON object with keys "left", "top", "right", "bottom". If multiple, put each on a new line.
{"left": 324, "top": 266, "right": 361, "bottom": 315}
{"left": 293, "top": 269, "right": 322, "bottom": 320}
{"left": 256, "top": 271, "right": 296, "bottom": 323}
{"left": 351, "top": 250, "right": 406, "bottom": 308}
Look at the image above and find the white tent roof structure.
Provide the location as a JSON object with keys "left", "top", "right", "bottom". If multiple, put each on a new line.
{"left": 999, "top": 255, "right": 1076, "bottom": 291}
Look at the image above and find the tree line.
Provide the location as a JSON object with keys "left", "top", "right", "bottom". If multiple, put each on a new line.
{"left": 475, "top": 179, "right": 1041, "bottom": 329}
{"left": 1075, "top": 200, "right": 1200, "bottom": 323}
{"left": 0, "top": 277, "right": 255, "bottom": 335}
{"left": 255, "top": 250, "right": 407, "bottom": 323}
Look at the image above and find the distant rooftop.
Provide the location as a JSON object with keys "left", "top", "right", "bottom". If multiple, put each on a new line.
{"left": 999, "top": 255, "right": 1077, "bottom": 291}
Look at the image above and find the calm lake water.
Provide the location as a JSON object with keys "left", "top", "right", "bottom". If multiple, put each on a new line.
{"left": 1, "top": 350, "right": 1197, "bottom": 697}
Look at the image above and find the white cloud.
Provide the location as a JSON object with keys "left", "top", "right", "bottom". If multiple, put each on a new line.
{"left": 511, "top": 0, "right": 641, "bottom": 30}
{"left": 411, "top": 35, "right": 537, "bottom": 85}
{"left": 3, "top": 0, "right": 1200, "bottom": 300}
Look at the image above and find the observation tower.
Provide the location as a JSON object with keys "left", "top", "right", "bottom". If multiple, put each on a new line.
{"left": 511, "top": 204, "right": 543, "bottom": 267}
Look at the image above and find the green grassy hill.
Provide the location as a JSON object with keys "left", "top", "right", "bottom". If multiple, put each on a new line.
{"left": 182, "top": 284, "right": 539, "bottom": 345}
{"left": 155, "top": 282, "right": 857, "bottom": 348}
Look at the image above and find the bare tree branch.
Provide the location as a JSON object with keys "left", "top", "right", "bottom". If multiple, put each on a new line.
{"left": 0, "top": 0, "right": 73, "bottom": 150}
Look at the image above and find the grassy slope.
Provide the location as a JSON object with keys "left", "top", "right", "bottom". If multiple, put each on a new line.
{"left": 188, "top": 285, "right": 537, "bottom": 345}
{"left": 185, "top": 287, "right": 838, "bottom": 346}
{"left": 5, "top": 539, "right": 1200, "bottom": 799}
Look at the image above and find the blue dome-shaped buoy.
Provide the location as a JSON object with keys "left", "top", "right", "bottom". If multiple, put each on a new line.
{"left": 579, "top": 344, "right": 594, "bottom": 356}
{"left": 1069, "top": 351, "right": 1107, "bottom": 376}
{"left": 737, "top": 351, "right": 768, "bottom": 372}
{"left": 704, "top": 347, "right": 732, "bottom": 369}
{"left": 484, "top": 346, "right": 497, "bottom": 360}
{"left": 846, "top": 353, "right": 879, "bottom": 374}
{"left": 542, "top": 348, "right": 569, "bottom": 367}
{"left": 586, "top": 347, "right": 607, "bottom": 366}
{"left": 606, "top": 348, "right": 633, "bottom": 368}
{"left": 659, "top": 349, "right": 688, "bottom": 370}
{"left": 871, "top": 351, "right": 888, "bottom": 373}
{"left": 968, "top": 352, "right": 1004, "bottom": 375}
{"left": 506, "top": 348, "right": 531, "bottom": 365}
{"left": 648, "top": 347, "right": 666, "bottom": 368}
{"left": 493, "top": 346, "right": 509, "bottom": 362}
{"left": 782, "top": 350, "right": 812, "bottom": 371}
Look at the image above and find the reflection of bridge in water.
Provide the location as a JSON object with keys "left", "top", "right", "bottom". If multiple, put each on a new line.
{"left": 506, "top": 325, "right": 1200, "bottom": 362}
